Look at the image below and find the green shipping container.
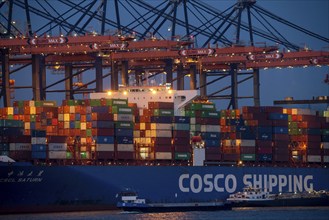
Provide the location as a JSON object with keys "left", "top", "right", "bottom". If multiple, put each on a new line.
{"left": 189, "top": 103, "right": 215, "bottom": 111}
{"left": 86, "top": 129, "right": 92, "bottom": 137}
{"left": 106, "top": 99, "right": 128, "bottom": 107}
{"left": 241, "top": 154, "right": 256, "bottom": 161}
{"left": 153, "top": 109, "right": 174, "bottom": 116}
{"left": 115, "top": 121, "right": 134, "bottom": 129}
{"left": 322, "top": 129, "right": 329, "bottom": 135}
{"left": 90, "top": 99, "right": 101, "bottom": 106}
{"left": 75, "top": 121, "right": 81, "bottom": 129}
{"left": 0, "top": 119, "right": 24, "bottom": 128}
{"left": 201, "top": 111, "right": 220, "bottom": 118}
{"left": 184, "top": 110, "right": 196, "bottom": 117}
{"left": 35, "top": 100, "right": 57, "bottom": 107}
{"left": 175, "top": 152, "right": 191, "bottom": 160}
{"left": 112, "top": 106, "right": 133, "bottom": 114}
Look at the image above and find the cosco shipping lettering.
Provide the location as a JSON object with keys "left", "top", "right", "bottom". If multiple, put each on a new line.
{"left": 1, "top": 87, "right": 329, "bottom": 214}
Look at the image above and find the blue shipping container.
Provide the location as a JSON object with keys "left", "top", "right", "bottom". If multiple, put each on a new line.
{"left": 92, "top": 121, "right": 114, "bottom": 128}
{"left": 116, "top": 136, "right": 134, "bottom": 144}
{"left": 273, "top": 127, "right": 289, "bottom": 134}
{"left": 204, "top": 139, "right": 220, "bottom": 147}
{"left": 32, "top": 144, "right": 47, "bottom": 151}
{"left": 201, "top": 132, "right": 221, "bottom": 140}
{"left": 115, "top": 128, "right": 133, "bottom": 137}
{"left": 95, "top": 136, "right": 115, "bottom": 144}
{"left": 150, "top": 116, "right": 172, "bottom": 124}
{"left": 92, "top": 106, "right": 109, "bottom": 113}
{"left": 31, "top": 130, "right": 46, "bottom": 137}
{"left": 258, "top": 154, "right": 273, "bottom": 161}
{"left": 268, "top": 113, "right": 288, "bottom": 120}
{"left": 32, "top": 151, "right": 47, "bottom": 159}
{"left": 173, "top": 116, "right": 190, "bottom": 124}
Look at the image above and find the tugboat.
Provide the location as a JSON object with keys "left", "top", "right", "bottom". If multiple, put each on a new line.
{"left": 227, "top": 186, "right": 329, "bottom": 207}
{"left": 116, "top": 190, "right": 232, "bottom": 213}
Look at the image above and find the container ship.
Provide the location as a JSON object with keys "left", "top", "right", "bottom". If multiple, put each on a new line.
{"left": 1, "top": 86, "right": 329, "bottom": 214}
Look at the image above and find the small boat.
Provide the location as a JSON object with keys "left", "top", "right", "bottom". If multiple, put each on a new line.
{"left": 116, "top": 191, "right": 232, "bottom": 213}
{"left": 227, "top": 186, "right": 329, "bottom": 207}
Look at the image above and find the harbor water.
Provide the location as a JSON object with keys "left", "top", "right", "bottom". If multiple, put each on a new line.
{"left": 2, "top": 207, "right": 329, "bottom": 220}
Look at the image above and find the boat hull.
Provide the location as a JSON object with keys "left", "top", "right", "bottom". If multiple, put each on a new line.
{"left": 230, "top": 196, "right": 329, "bottom": 207}
{"left": 1, "top": 164, "right": 329, "bottom": 214}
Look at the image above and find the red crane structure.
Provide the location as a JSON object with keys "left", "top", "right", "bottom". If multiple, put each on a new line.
{"left": 0, "top": 35, "right": 328, "bottom": 107}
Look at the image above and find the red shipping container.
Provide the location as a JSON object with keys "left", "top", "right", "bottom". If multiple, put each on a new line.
{"left": 175, "top": 145, "right": 191, "bottom": 152}
{"left": 256, "top": 140, "right": 272, "bottom": 148}
{"left": 307, "top": 148, "right": 321, "bottom": 155}
{"left": 222, "top": 153, "right": 240, "bottom": 161}
{"left": 272, "top": 134, "right": 289, "bottom": 141}
{"left": 273, "top": 153, "right": 289, "bottom": 162}
{"left": 96, "top": 151, "right": 115, "bottom": 160}
{"left": 307, "top": 141, "right": 321, "bottom": 149}
{"left": 154, "top": 145, "right": 171, "bottom": 152}
{"left": 173, "top": 130, "right": 189, "bottom": 138}
{"left": 240, "top": 146, "right": 256, "bottom": 154}
{"left": 273, "top": 141, "right": 289, "bottom": 148}
{"left": 258, "top": 146, "right": 273, "bottom": 154}
{"left": 116, "top": 151, "right": 135, "bottom": 160}
{"left": 152, "top": 137, "right": 172, "bottom": 145}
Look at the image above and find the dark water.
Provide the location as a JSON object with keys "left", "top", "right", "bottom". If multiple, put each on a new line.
{"left": 2, "top": 207, "right": 329, "bottom": 220}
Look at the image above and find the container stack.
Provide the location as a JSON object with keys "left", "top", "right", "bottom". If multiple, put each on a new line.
{"left": 284, "top": 108, "right": 323, "bottom": 164}
{"left": 31, "top": 130, "right": 47, "bottom": 160}
{"left": 48, "top": 136, "right": 71, "bottom": 160}
{"left": 173, "top": 116, "right": 191, "bottom": 161}
{"left": 186, "top": 102, "right": 221, "bottom": 162}
{"left": 59, "top": 99, "right": 93, "bottom": 160}
{"left": 12, "top": 100, "right": 58, "bottom": 136}
{"left": 220, "top": 109, "right": 243, "bottom": 162}
{"left": 92, "top": 104, "right": 114, "bottom": 161}
{"left": 322, "top": 108, "right": 329, "bottom": 163}
{"left": 9, "top": 135, "right": 31, "bottom": 161}
{"left": 148, "top": 102, "right": 174, "bottom": 161}
{"left": 0, "top": 119, "right": 25, "bottom": 159}
{"left": 113, "top": 102, "right": 135, "bottom": 160}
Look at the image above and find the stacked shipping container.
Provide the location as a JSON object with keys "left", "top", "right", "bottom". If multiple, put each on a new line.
{"left": 0, "top": 98, "right": 328, "bottom": 166}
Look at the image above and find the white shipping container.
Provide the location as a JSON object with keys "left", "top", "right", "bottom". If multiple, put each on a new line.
{"left": 151, "top": 123, "right": 172, "bottom": 130}
{"left": 96, "top": 144, "right": 115, "bottom": 151}
{"left": 307, "top": 155, "right": 322, "bottom": 163}
{"left": 114, "top": 114, "right": 134, "bottom": 122}
{"left": 31, "top": 137, "right": 46, "bottom": 145}
{"left": 139, "top": 109, "right": 144, "bottom": 116}
{"left": 10, "top": 143, "right": 32, "bottom": 151}
{"left": 151, "top": 130, "right": 172, "bottom": 138}
{"left": 64, "top": 122, "right": 70, "bottom": 129}
{"left": 190, "top": 117, "right": 196, "bottom": 124}
{"left": 193, "top": 148, "right": 205, "bottom": 166}
{"left": 155, "top": 152, "right": 172, "bottom": 160}
{"left": 117, "top": 144, "right": 134, "bottom": 151}
{"left": 49, "top": 151, "right": 67, "bottom": 159}
{"left": 323, "top": 156, "right": 329, "bottom": 163}
{"left": 48, "top": 143, "right": 68, "bottom": 151}
{"left": 201, "top": 125, "right": 220, "bottom": 132}
{"left": 58, "top": 114, "right": 64, "bottom": 121}
{"left": 80, "top": 122, "right": 86, "bottom": 130}
{"left": 240, "top": 139, "right": 256, "bottom": 147}
{"left": 322, "top": 142, "right": 329, "bottom": 149}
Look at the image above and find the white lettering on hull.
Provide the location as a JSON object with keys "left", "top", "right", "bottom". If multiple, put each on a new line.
{"left": 179, "top": 173, "right": 314, "bottom": 193}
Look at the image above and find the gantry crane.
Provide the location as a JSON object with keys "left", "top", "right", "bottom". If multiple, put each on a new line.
{"left": 0, "top": 35, "right": 329, "bottom": 108}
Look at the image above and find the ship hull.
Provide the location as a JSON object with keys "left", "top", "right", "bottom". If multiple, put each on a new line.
{"left": 1, "top": 164, "right": 329, "bottom": 214}
{"left": 117, "top": 202, "right": 232, "bottom": 213}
